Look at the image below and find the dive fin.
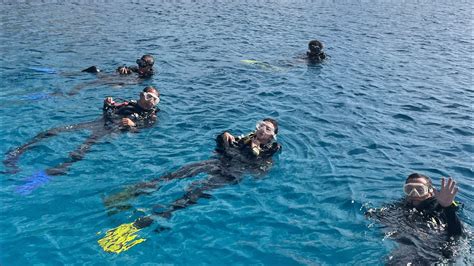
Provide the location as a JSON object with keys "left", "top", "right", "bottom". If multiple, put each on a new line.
{"left": 15, "top": 170, "right": 52, "bottom": 195}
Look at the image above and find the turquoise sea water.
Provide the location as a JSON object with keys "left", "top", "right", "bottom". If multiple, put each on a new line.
{"left": 0, "top": 0, "right": 472, "bottom": 264}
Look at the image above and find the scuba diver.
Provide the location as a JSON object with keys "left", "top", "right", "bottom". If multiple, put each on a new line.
{"left": 98, "top": 118, "right": 282, "bottom": 254}
{"left": 241, "top": 40, "right": 327, "bottom": 71}
{"left": 66, "top": 54, "right": 156, "bottom": 96}
{"left": 306, "top": 40, "right": 326, "bottom": 63}
{"left": 4, "top": 86, "right": 160, "bottom": 195}
{"left": 366, "top": 173, "right": 467, "bottom": 265}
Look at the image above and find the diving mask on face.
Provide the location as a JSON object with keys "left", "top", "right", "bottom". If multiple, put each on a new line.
{"left": 403, "top": 183, "right": 433, "bottom": 197}
{"left": 136, "top": 58, "right": 151, "bottom": 68}
{"left": 142, "top": 92, "right": 159, "bottom": 103}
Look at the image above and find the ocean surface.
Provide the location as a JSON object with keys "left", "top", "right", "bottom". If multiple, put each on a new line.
{"left": 0, "top": 0, "right": 472, "bottom": 265}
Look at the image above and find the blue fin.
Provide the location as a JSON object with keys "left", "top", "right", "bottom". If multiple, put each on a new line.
{"left": 15, "top": 171, "right": 52, "bottom": 195}
{"left": 22, "top": 92, "right": 52, "bottom": 101}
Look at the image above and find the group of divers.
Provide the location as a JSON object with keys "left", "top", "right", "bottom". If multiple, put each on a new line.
{"left": 3, "top": 40, "right": 469, "bottom": 263}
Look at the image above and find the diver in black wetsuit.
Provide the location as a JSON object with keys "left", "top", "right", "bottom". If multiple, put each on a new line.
{"left": 114, "top": 54, "right": 155, "bottom": 78}
{"left": 366, "top": 173, "right": 466, "bottom": 265}
{"left": 306, "top": 40, "right": 326, "bottom": 63}
{"left": 67, "top": 55, "right": 156, "bottom": 96}
{"left": 4, "top": 86, "right": 160, "bottom": 180}
{"left": 103, "top": 118, "right": 282, "bottom": 227}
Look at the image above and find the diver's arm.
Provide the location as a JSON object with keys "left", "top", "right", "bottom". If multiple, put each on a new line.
{"left": 443, "top": 204, "right": 464, "bottom": 237}
{"left": 433, "top": 177, "right": 464, "bottom": 237}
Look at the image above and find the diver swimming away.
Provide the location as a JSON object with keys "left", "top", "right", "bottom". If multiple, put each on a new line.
{"left": 98, "top": 118, "right": 282, "bottom": 254}
{"left": 4, "top": 86, "right": 160, "bottom": 195}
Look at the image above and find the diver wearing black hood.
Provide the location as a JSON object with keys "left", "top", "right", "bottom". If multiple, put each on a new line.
{"left": 306, "top": 40, "right": 326, "bottom": 62}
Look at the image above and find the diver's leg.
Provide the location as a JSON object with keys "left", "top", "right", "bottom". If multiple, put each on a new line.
{"left": 3, "top": 120, "right": 100, "bottom": 174}
{"left": 66, "top": 75, "right": 129, "bottom": 96}
{"left": 103, "top": 159, "right": 220, "bottom": 210}
{"left": 154, "top": 173, "right": 239, "bottom": 219}
{"left": 157, "top": 159, "right": 220, "bottom": 182}
{"left": 45, "top": 126, "right": 109, "bottom": 176}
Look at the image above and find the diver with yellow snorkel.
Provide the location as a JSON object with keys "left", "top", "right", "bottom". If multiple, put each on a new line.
{"left": 98, "top": 119, "right": 282, "bottom": 254}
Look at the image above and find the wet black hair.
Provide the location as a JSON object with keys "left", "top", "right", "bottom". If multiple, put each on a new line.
{"left": 263, "top": 118, "right": 278, "bottom": 134}
{"left": 308, "top": 40, "right": 323, "bottom": 50}
{"left": 405, "top": 173, "right": 433, "bottom": 187}
{"left": 143, "top": 86, "right": 159, "bottom": 96}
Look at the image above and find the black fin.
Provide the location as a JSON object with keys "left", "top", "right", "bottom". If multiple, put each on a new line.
{"left": 81, "top": 66, "right": 100, "bottom": 73}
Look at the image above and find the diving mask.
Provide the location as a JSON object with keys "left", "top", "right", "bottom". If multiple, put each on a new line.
{"left": 143, "top": 92, "right": 159, "bottom": 103}
{"left": 403, "top": 183, "right": 433, "bottom": 197}
{"left": 136, "top": 58, "right": 152, "bottom": 68}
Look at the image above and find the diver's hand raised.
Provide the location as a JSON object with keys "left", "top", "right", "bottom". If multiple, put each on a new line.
{"left": 434, "top": 177, "right": 458, "bottom": 207}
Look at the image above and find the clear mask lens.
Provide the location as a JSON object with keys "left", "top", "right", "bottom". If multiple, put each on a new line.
{"left": 403, "top": 183, "right": 431, "bottom": 197}
{"left": 143, "top": 92, "right": 159, "bottom": 103}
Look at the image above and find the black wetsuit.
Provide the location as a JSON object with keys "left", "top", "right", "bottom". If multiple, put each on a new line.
{"left": 366, "top": 197, "right": 465, "bottom": 264}
{"left": 215, "top": 131, "right": 282, "bottom": 161}
{"left": 3, "top": 99, "right": 158, "bottom": 177}
{"left": 103, "top": 131, "right": 282, "bottom": 227}
{"left": 103, "top": 100, "right": 158, "bottom": 130}
{"left": 67, "top": 66, "right": 154, "bottom": 96}
{"left": 306, "top": 51, "right": 326, "bottom": 63}
{"left": 117, "top": 66, "right": 154, "bottom": 79}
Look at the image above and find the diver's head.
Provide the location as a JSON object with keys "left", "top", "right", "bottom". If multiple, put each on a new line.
{"left": 255, "top": 118, "right": 278, "bottom": 144}
{"left": 136, "top": 54, "right": 154, "bottom": 68}
{"left": 138, "top": 86, "right": 160, "bottom": 110}
{"left": 308, "top": 40, "right": 323, "bottom": 55}
{"left": 136, "top": 55, "right": 155, "bottom": 78}
{"left": 404, "top": 173, "right": 434, "bottom": 206}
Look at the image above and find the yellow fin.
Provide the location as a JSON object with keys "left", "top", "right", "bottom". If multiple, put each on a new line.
{"left": 98, "top": 222, "right": 146, "bottom": 254}
{"left": 240, "top": 59, "right": 259, "bottom": 64}
{"left": 240, "top": 59, "right": 282, "bottom": 71}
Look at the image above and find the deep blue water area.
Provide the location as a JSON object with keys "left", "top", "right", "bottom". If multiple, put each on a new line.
{"left": 0, "top": 0, "right": 472, "bottom": 265}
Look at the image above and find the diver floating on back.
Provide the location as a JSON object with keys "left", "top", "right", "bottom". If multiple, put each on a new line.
{"left": 98, "top": 119, "right": 282, "bottom": 254}
{"left": 4, "top": 86, "right": 161, "bottom": 195}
